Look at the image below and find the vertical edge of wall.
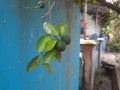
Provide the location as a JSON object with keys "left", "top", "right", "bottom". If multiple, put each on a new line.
{"left": 48, "top": 0, "right": 80, "bottom": 90}
{"left": 91, "top": 46, "right": 99, "bottom": 89}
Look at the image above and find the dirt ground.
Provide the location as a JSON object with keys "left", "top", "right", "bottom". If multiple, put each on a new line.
{"left": 80, "top": 51, "right": 119, "bottom": 90}
{"left": 93, "top": 66, "right": 113, "bottom": 90}
{"left": 93, "top": 51, "right": 117, "bottom": 90}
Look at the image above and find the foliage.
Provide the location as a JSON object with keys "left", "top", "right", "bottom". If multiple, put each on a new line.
{"left": 107, "top": 35, "right": 120, "bottom": 52}
{"left": 102, "top": 10, "right": 120, "bottom": 28}
{"left": 26, "top": 22, "right": 71, "bottom": 74}
{"left": 101, "top": 10, "right": 120, "bottom": 41}
{"left": 98, "top": 0, "right": 120, "bottom": 31}
{"left": 26, "top": 55, "right": 40, "bottom": 72}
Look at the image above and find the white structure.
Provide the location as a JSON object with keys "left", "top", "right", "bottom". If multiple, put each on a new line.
{"left": 80, "top": 13, "right": 102, "bottom": 89}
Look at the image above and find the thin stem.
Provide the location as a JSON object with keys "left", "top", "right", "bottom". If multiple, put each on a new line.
{"left": 52, "top": 35, "right": 59, "bottom": 40}
{"left": 42, "top": 0, "right": 56, "bottom": 19}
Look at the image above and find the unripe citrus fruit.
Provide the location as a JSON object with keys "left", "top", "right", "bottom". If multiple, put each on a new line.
{"left": 61, "top": 35, "right": 71, "bottom": 45}
{"left": 55, "top": 40, "right": 66, "bottom": 52}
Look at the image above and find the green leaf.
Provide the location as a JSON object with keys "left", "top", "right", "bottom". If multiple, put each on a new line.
{"left": 43, "top": 22, "right": 59, "bottom": 36}
{"left": 26, "top": 55, "right": 40, "bottom": 72}
{"left": 45, "top": 39, "right": 57, "bottom": 52}
{"left": 42, "top": 63, "right": 52, "bottom": 74}
{"left": 55, "top": 51, "right": 62, "bottom": 62}
{"left": 56, "top": 23, "right": 67, "bottom": 36}
{"left": 35, "top": 1, "right": 45, "bottom": 8}
{"left": 43, "top": 49, "right": 56, "bottom": 63}
{"left": 36, "top": 34, "right": 51, "bottom": 53}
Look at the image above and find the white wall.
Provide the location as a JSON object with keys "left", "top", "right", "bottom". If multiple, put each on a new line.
{"left": 87, "top": 14, "right": 100, "bottom": 89}
{"left": 81, "top": 14, "right": 101, "bottom": 89}
{"left": 85, "top": 14, "right": 100, "bottom": 36}
{"left": 91, "top": 46, "right": 99, "bottom": 89}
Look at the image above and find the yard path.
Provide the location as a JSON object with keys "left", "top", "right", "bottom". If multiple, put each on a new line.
{"left": 99, "top": 77, "right": 112, "bottom": 90}
{"left": 94, "top": 51, "right": 119, "bottom": 90}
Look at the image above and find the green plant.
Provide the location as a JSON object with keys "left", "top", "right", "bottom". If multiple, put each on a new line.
{"left": 107, "top": 35, "right": 120, "bottom": 52}
{"left": 26, "top": 22, "right": 71, "bottom": 74}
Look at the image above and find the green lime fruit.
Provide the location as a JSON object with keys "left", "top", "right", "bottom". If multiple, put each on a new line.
{"left": 55, "top": 40, "right": 66, "bottom": 52}
{"left": 61, "top": 35, "right": 71, "bottom": 45}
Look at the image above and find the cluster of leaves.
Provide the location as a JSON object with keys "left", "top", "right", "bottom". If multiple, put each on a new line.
{"left": 107, "top": 35, "right": 120, "bottom": 52}
{"left": 26, "top": 22, "right": 71, "bottom": 74}
{"left": 102, "top": 10, "right": 120, "bottom": 28}
{"left": 101, "top": 10, "right": 120, "bottom": 41}
{"left": 101, "top": 0, "right": 120, "bottom": 28}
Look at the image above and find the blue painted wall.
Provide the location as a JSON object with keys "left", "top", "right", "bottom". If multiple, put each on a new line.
{"left": 0, "top": 0, "right": 80, "bottom": 90}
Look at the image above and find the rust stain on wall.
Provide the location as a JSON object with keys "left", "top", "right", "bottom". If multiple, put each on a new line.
{"left": 65, "top": 65, "right": 72, "bottom": 79}
{"left": 65, "top": 65, "right": 73, "bottom": 90}
{"left": 65, "top": 0, "right": 72, "bottom": 34}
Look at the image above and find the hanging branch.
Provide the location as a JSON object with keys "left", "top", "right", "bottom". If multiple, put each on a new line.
{"left": 42, "top": 0, "right": 56, "bottom": 19}
{"left": 97, "top": 0, "right": 120, "bottom": 14}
